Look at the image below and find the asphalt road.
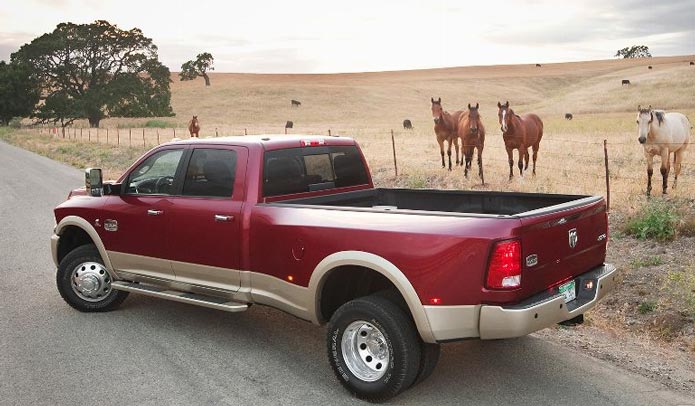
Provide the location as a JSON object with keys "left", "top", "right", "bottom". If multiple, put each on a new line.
{"left": 0, "top": 139, "right": 692, "bottom": 406}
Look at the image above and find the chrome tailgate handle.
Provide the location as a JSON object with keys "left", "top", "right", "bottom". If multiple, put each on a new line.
{"left": 147, "top": 209, "right": 164, "bottom": 216}
{"left": 214, "top": 214, "right": 234, "bottom": 222}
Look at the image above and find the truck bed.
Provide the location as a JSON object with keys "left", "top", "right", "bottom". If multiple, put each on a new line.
{"left": 274, "top": 188, "right": 602, "bottom": 217}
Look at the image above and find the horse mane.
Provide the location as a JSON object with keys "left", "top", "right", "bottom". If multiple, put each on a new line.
{"left": 654, "top": 110, "right": 665, "bottom": 126}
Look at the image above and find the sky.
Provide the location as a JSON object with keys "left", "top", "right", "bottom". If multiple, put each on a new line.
{"left": 0, "top": 0, "right": 693, "bottom": 73}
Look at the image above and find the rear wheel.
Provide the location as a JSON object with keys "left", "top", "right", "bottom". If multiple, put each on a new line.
{"left": 327, "top": 295, "right": 421, "bottom": 402}
{"left": 56, "top": 244, "right": 128, "bottom": 312}
{"left": 413, "top": 341, "right": 441, "bottom": 387}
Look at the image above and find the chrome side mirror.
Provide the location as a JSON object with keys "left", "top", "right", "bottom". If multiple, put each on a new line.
{"left": 85, "top": 168, "right": 103, "bottom": 197}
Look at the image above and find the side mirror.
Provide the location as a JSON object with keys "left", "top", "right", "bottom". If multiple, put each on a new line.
{"left": 85, "top": 168, "right": 103, "bottom": 197}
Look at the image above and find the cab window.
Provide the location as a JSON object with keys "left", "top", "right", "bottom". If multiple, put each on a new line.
{"left": 126, "top": 149, "right": 184, "bottom": 195}
{"left": 182, "top": 149, "right": 237, "bottom": 198}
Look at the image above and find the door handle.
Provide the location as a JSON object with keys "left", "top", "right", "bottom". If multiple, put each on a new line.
{"left": 214, "top": 214, "right": 234, "bottom": 222}
{"left": 147, "top": 209, "right": 164, "bottom": 216}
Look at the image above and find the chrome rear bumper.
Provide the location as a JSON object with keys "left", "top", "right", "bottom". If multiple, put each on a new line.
{"left": 478, "top": 263, "right": 617, "bottom": 339}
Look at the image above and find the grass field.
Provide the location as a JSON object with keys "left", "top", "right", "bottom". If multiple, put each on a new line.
{"left": 13, "top": 55, "right": 695, "bottom": 212}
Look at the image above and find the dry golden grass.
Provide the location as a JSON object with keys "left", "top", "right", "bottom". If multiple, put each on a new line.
{"left": 16, "top": 55, "right": 695, "bottom": 209}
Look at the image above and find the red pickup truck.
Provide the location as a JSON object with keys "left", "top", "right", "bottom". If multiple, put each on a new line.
{"left": 52, "top": 135, "right": 617, "bottom": 401}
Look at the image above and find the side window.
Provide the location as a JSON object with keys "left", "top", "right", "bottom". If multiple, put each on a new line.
{"left": 182, "top": 149, "right": 237, "bottom": 198}
{"left": 127, "top": 149, "right": 184, "bottom": 195}
{"left": 263, "top": 146, "right": 368, "bottom": 197}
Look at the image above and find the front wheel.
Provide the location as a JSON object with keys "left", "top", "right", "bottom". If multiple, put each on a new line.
{"left": 327, "top": 295, "right": 421, "bottom": 402}
{"left": 56, "top": 244, "right": 128, "bottom": 312}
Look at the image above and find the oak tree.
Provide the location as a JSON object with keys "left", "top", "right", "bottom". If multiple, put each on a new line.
{"left": 615, "top": 45, "right": 652, "bottom": 59}
{"left": 180, "top": 53, "right": 214, "bottom": 86}
{"left": 0, "top": 61, "right": 40, "bottom": 126}
{"left": 11, "top": 20, "right": 174, "bottom": 128}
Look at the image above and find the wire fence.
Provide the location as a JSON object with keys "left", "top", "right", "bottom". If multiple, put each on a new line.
{"left": 31, "top": 124, "right": 694, "bottom": 208}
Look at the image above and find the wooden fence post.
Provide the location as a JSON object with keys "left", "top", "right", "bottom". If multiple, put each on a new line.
{"left": 328, "top": 129, "right": 332, "bottom": 136}
{"left": 157, "top": 129, "right": 160, "bottom": 145}
{"left": 96, "top": 128, "right": 99, "bottom": 143}
{"left": 129, "top": 128, "right": 132, "bottom": 147}
{"left": 80, "top": 128, "right": 83, "bottom": 140}
{"left": 391, "top": 129, "right": 398, "bottom": 177}
{"left": 142, "top": 128, "right": 145, "bottom": 148}
{"left": 244, "top": 128, "right": 247, "bottom": 135}
{"left": 88, "top": 129, "right": 91, "bottom": 142}
{"left": 106, "top": 128, "right": 109, "bottom": 144}
{"left": 603, "top": 139, "right": 610, "bottom": 213}
{"left": 117, "top": 128, "right": 120, "bottom": 145}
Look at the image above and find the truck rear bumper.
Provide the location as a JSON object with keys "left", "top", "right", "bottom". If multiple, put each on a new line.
{"left": 423, "top": 263, "right": 617, "bottom": 342}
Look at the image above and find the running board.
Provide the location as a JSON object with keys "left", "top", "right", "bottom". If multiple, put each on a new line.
{"left": 111, "top": 281, "right": 249, "bottom": 313}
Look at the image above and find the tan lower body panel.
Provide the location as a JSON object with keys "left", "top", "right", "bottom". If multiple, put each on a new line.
{"left": 423, "top": 305, "right": 481, "bottom": 341}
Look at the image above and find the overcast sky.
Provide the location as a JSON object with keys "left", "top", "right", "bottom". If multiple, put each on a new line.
{"left": 0, "top": 0, "right": 693, "bottom": 73}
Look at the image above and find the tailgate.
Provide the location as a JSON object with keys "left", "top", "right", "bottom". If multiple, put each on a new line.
{"left": 517, "top": 197, "right": 607, "bottom": 297}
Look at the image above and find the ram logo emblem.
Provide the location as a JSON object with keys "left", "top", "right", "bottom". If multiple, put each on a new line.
{"left": 568, "top": 228, "right": 578, "bottom": 248}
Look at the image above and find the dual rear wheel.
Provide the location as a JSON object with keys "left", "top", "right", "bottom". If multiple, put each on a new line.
{"left": 327, "top": 295, "right": 440, "bottom": 402}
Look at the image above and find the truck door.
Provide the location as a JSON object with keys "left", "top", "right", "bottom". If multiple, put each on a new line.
{"left": 166, "top": 146, "right": 248, "bottom": 291}
{"left": 100, "top": 147, "right": 187, "bottom": 280}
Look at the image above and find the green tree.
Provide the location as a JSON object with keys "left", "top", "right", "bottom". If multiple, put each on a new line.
{"left": 615, "top": 45, "right": 652, "bottom": 59}
{"left": 11, "top": 20, "right": 174, "bottom": 128}
{"left": 0, "top": 61, "right": 40, "bottom": 126}
{"left": 179, "top": 52, "right": 214, "bottom": 86}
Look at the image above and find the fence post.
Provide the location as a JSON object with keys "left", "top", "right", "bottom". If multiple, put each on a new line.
{"left": 88, "top": 129, "right": 91, "bottom": 142}
{"left": 117, "top": 128, "right": 120, "bottom": 146}
{"left": 142, "top": 128, "right": 145, "bottom": 148}
{"left": 96, "top": 128, "right": 99, "bottom": 143}
{"left": 215, "top": 128, "right": 218, "bottom": 137}
{"left": 603, "top": 139, "right": 610, "bottom": 213}
{"left": 244, "top": 128, "right": 247, "bottom": 135}
{"left": 173, "top": 128, "right": 176, "bottom": 138}
{"left": 129, "top": 128, "right": 132, "bottom": 147}
{"left": 80, "top": 128, "right": 83, "bottom": 140}
{"left": 157, "top": 129, "right": 160, "bottom": 145}
{"left": 106, "top": 128, "right": 109, "bottom": 144}
{"left": 391, "top": 129, "right": 398, "bottom": 177}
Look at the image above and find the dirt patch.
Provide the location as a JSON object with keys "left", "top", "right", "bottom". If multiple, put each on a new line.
{"left": 536, "top": 213, "right": 695, "bottom": 394}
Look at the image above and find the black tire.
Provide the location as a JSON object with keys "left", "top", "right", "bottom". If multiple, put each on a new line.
{"left": 56, "top": 244, "right": 128, "bottom": 312}
{"left": 327, "top": 295, "right": 421, "bottom": 402}
{"left": 412, "top": 341, "right": 440, "bottom": 387}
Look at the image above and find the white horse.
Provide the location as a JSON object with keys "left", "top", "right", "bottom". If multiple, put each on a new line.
{"left": 636, "top": 105, "right": 690, "bottom": 195}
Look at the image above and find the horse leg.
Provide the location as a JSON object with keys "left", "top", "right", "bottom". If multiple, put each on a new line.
{"left": 660, "top": 150, "right": 670, "bottom": 195}
{"left": 532, "top": 144, "right": 539, "bottom": 176}
{"left": 463, "top": 147, "right": 471, "bottom": 178}
{"left": 454, "top": 137, "right": 461, "bottom": 166}
{"left": 518, "top": 148, "right": 524, "bottom": 177}
{"left": 506, "top": 147, "right": 514, "bottom": 180}
{"left": 438, "top": 139, "right": 445, "bottom": 168}
{"left": 477, "top": 146, "right": 484, "bottom": 185}
{"left": 645, "top": 154, "right": 654, "bottom": 196}
{"left": 523, "top": 147, "right": 529, "bottom": 171}
{"left": 447, "top": 139, "right": 453, "bottom": 171}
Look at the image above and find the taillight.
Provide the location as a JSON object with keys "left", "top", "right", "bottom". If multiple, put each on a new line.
{"left": 486, "top": 239, "right": 522, "bottom": 290}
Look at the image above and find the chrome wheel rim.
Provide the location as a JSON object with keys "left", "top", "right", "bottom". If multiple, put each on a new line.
{"left": 341, "top": 321, "right": 390, "bottom": 382}
{"left": 70, "top": 261, "right": 111, "bottom": 302}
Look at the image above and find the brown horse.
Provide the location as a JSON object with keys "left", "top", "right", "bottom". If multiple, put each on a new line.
{"left": 431, "top": 97, "right": 464, "bottom": 170}
{"left": 458, "top": 103, "right": 485, "bottom": 184}
{"left": 188, "top": 116, "right": 200, "bottom": 138}
{"left": 497, "top": 101, "right": 544, "bottom": 180}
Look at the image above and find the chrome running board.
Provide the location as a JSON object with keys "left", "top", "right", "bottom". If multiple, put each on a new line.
{"left": 112, "top": 281, "right": 249, "bottom": 313}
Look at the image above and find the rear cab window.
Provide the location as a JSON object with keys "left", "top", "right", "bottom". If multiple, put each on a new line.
{"left": 263, "top": 145, "right": 368, "bottom": 197}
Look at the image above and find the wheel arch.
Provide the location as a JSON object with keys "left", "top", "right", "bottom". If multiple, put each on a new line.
{"left": 53, "top": 216, "right": 114, "bottom": 272}
{"left": 309, "top": 251, "right": 436, "bottom": 343}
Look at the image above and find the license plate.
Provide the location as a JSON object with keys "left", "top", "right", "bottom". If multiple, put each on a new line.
{"left": 559, "top": 280, "right": 576, "bottom": 303}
